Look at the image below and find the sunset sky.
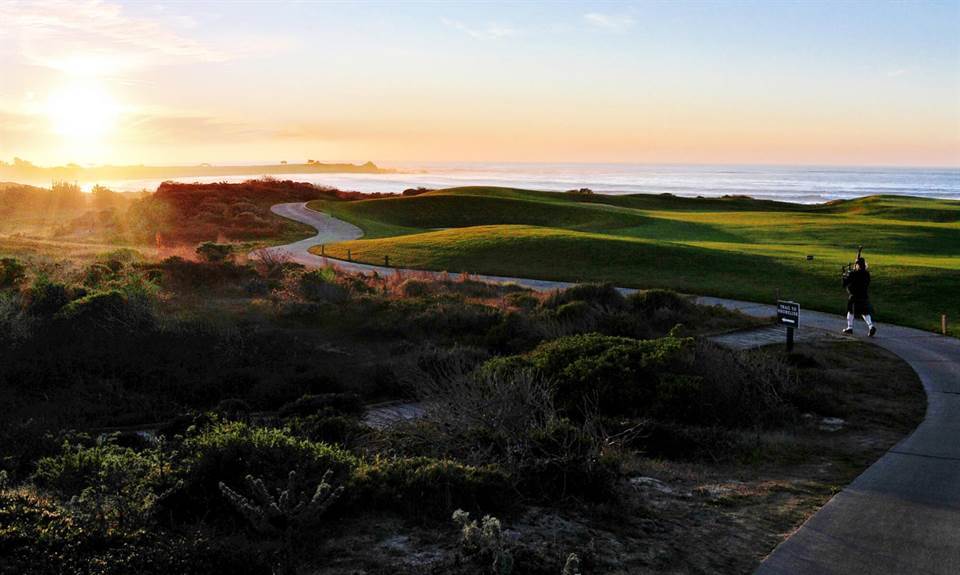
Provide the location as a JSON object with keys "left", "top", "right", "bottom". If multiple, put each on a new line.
{"left": 1, "top": 0, "right": 958, "bottom": 167}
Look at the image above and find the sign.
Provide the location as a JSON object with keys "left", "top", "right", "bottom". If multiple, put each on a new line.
{"left": 777, "top": 300, "right": 800, "bottom": 327}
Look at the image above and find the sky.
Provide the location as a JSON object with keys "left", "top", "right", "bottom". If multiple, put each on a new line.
{"left": 0, "top": 0, "right": 958, "bottom": 168}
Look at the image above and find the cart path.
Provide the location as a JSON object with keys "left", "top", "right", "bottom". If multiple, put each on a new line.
{"left": 261, "top": 201, "right": 960, "bottom": 574}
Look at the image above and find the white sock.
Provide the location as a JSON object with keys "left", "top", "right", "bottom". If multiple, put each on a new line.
{"left": 863, "top": 314, "right": 874, "bottom": 328}
{"left": 846, "top": 312, "right": 854, "bottom": 329}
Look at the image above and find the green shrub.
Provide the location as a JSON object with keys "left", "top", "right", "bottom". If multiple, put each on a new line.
{"left": 54, "top": 289, "right": 154, "bottom": 333}
{"left": 285, "top": 415, "right": 368, "bottom": 446}
{"left": 0, "top": 487, "right": 272, "bottom": 575}
{"left": 398, "top": 278, "right": 434, "bottom": 298}
{"left": 298, "top": 269, "right": 348, "bottom": 303}
{"left": 161, "top": 421, "right": 357, "bottom": 525}
{"left": 32, "top": 439, "right": 168, "bottom": 533}
{"left": 351, "top": 457, "right": 511, "bottom": 518}
{"left": 25, "top": 275, "right": 73, "bottom": 317}
{"left": 33, "top": 440, "right": 161, "bottom": 498}
{"left": 504, "top": 291, "right": 539, "bottom": 310}
{"left": 82, "top": 262, "right": 115, "bottom": 287}
{"left": 516, "top": 418, "right": 619, "bottom": 501}
{"left": 277, "top": 393, "right": 364, "bottom": 418}
{"left": 628, "top": 289, "right": 692, "bottom": 317}
{"left": 0, "top": 257, "right": 26, "bottom": 289}
{"left": 484, "top": 311, "right": 541, "bottom": 353}
{"left": 411, "top": 301, "right": 502, "bottom": 338}
{"left": 488, "top": 333, "right": 693, "bottom": 416}
{"left": 196, "top": 242, "right": 234, "bottom": 263}
{"left": 543, "top": 283, "right": 626, "bottom": 312}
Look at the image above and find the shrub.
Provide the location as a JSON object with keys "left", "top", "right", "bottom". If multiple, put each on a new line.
{"left": 515, "top": 418, "right": 619, "bottom": 501}
{"left": 410, "top": 301, "right": 502, "bottom": 339}
{"left": 453, "top": 509, "right": 514, "bottom": 574}
{"left": 409, "top": 364, "right": 618, "bottom": 501}
{"left": 285, "top": 415, "right": 368, "bottom": 446}
{"left": 82, "top": 262, "right": 115, "bottom": 287}
{"left": 350, "top": 457, "right": 511, "bottom": 518}
{"left": 54, "top": 289, "right": 155, "bottom": 333}
{"left": 398, "top": 278, "right": 434, "bottom": 298}
{"left": 277, "top": 393, "right": 364, "bottom": 418}
{"left": 298, "top": 269, "right": 348, "bottom": 303}
{"left": 25, "top": 275, "right": 73, "bottom": 317}
{"left": 628, "top": 289, "right": 692, "bottom": 318}
{"left": 0, "top": 257, "right": 26, "bottom": 289}
{"left": 32, "top": 439, "right": 168, "bottom": 532}
{"left": 196, "top": 242, "right": 234, "bottom": 263}
{"left": 504, "top": 291, "right": 539, "bottom": 310}
{"left": 543, "top": 283, "right": 626, "bottom": 312}
{"left": 0, "top": 486, "right": 272, "bottom": 575}
{"left": 684, "top": 340, "right": 798, "bottom": 428}
{"left": 0, "top": 290, "right": 33, "bottom": 344}
{"left": 161, "top": 421, "right": 357, "bottom": 525}
{"left": 486, "top": 333, "right": 693, "bottom": 416}
{"left": 219, "top": 469, "right": 343, "bottom": 535}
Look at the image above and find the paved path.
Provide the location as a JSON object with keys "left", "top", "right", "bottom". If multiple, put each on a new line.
{"left": 263, "top": 202, "right": 960, "bottom": 573}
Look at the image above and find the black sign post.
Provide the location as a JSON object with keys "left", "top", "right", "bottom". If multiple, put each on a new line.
{"left": 777, "top": 300, "right": 800, "bottom": 351}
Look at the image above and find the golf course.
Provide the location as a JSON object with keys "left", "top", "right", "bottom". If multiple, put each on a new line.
{"left": 308, "top": 187, "right": 960, "bottom": 335}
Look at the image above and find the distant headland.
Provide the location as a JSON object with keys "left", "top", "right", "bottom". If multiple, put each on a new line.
{"left": 0, "top": 158, "right": 391, "bottom": 185}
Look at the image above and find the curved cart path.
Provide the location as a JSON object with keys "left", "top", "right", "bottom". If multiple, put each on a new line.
{"left": 262, "top": 202, "right": 960, "bottom": 574}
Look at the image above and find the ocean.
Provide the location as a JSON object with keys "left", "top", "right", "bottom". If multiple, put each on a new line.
{"left": 89, "top": 163, "right": 960, "bottom": 204}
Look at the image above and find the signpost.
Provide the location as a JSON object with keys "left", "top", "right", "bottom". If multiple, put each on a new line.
{"left": 777, "top": 300, "right": 800, "bottom": 351}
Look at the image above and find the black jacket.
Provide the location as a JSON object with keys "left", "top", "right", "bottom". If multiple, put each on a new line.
{"left": 843, "top": 269, "right": 870, "bottom": 300}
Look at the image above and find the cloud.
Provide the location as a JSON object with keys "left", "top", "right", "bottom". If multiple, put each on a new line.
{"left": 442, "top": 17, "right": 519, "bottom": 40}
{"left": 886, "top": 68, "right": 908, "bottom": 78}
{"left": 122, "top": 112, "right": 266, "bottom": 144}
{"left": 0, "top": 0, "right": 276, "bottom": 75}
{"left": 584, "top": 12, "right": 635, "bottom": 33}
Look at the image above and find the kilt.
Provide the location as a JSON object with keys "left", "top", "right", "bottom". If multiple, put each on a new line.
{"left": 847, "top": 297, "right": 874, "bottom": 317}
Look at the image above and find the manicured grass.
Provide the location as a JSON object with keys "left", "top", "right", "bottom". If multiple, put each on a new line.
{"left": 307, "top": 187, "right": 960, "bottom": 334}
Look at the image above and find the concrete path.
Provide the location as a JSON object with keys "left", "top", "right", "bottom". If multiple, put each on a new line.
{"left": 265, "top": 201, "right": 960, "bottom": 573}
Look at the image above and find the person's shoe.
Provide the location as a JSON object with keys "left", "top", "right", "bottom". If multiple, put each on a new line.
{"left": 842, "top": 327, "right": 853, "bottom": 335}
{"left": 869, "top": 326, "right": 877, "bottom": 337}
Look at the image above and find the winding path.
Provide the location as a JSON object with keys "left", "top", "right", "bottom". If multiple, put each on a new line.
{"left": 262, "top": 202, "right": 960, "bottom": 574}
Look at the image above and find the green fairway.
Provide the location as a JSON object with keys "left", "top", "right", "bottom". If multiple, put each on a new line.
{"left": 307, "top": 188, "right": 960, "bottom": 335}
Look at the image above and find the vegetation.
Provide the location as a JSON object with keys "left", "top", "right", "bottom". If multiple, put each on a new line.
{"left": 308, "top": 187, "right": 960, "bottom": 334}
{"left": 0, "top": 182, "right": 931, "bottom": 573}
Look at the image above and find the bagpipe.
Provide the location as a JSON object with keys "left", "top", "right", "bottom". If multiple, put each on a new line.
{"left": 841, "top": 245, "right": 864, "bottom": 280}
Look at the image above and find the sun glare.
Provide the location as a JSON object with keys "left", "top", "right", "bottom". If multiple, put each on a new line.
{"left": 46, "top": 83, "right": 119, "bottom": 143}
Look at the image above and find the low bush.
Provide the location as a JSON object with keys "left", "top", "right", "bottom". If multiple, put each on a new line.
{"left": 32, "top": 439, "right": 170, "bottom": 533}
{"left": 277, "top": 393, "right": 364, "bottom": 418}
{"left": 298, "top": 269, "right": 349, "bottom": 303}
{"left": 0, "top": 257, "right": 26, "bottom": 289}
{"left": 196, "top": 242, "right": 234, "bottom": 263}
{"left": 285, "top": 415, "right": 369, "bottom": 446}
{"left": 543, "top": 283, "right": 626, "bottom": 312}
{"left": 54, "top": 289, "right": 155, "bottom": 333}
{"left": 159, "top": 421, "right": 357, "bottom": 525}
{"left": 0, "top": 486, "right": 272, "bottom": 575}
{"left": 24, "top": 275, "right": 75, "bottom": 317}
{"left": 33, "top": 440, "right": 160, "bottom": 498}
{"left": 350, "top": 457, "right": 511, "bottom": 518}
{"left": 485, "top": 333, "right": 694, "bottom": 417}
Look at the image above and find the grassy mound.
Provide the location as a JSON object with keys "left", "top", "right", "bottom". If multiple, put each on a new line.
{"left": 308, "top": 187, "right": 960, "bottom": 334}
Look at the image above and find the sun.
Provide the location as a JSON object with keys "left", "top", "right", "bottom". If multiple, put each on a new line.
{"left": 46, "top": 82, "right": 120, "bottom": 143}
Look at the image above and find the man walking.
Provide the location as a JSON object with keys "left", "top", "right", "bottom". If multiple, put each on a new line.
{"left": 842, "top": 257, "right": 876, "bottom": 336}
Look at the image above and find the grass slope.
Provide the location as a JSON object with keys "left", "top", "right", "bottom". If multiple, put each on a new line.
{"left": 307, "top": 187, "right": 960, "bottom": 334}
